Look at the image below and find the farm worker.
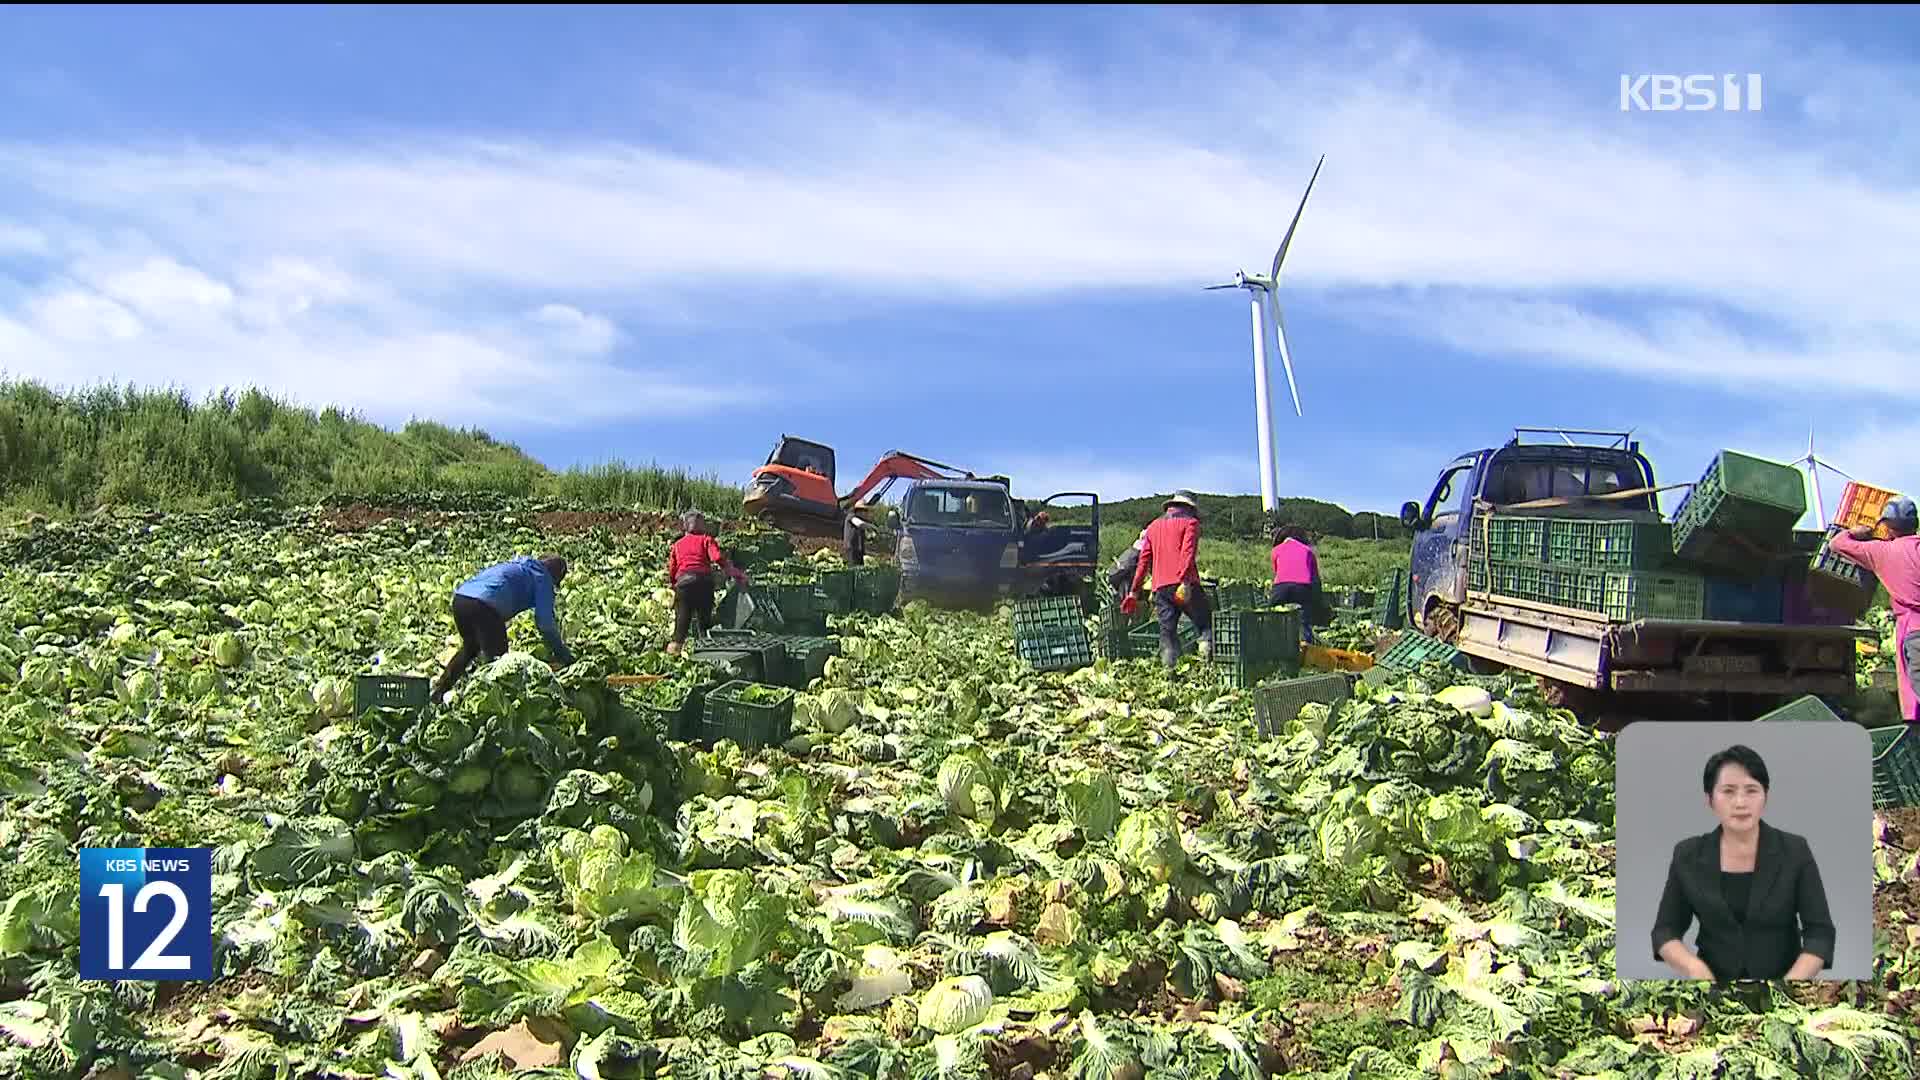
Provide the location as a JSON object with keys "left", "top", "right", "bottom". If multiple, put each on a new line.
{"left": 843, "top": 508, "right": 868, "bottom": 567}
{"left": 431, "top": 554, "right": 573, "bottom": 703}
{"left": 666, "top": 510, "right": 749, "bottom": 655}
{"left": 1828, "top": 496, "right": 1920, "bottom": 721}
{"left": 1107, "top": 528, "right": 1149, "bottom": 604}
{"left": 1125, "top": 491, "right": 1215, "bottom": 672}
{"left": 1269, "top": 525, "right": 1324, "bottom": 644}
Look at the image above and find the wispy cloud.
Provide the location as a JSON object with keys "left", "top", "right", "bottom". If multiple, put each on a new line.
{"left": 0, "top": 8, "right": 1916, "bottom": 453}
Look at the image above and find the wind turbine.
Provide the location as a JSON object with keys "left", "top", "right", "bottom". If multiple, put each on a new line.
{"left": 1788, "top": 428, "right": 1856, "bottom": 529}
{"left": 1206, "top": 154, "right": 1325, "bottom": 514}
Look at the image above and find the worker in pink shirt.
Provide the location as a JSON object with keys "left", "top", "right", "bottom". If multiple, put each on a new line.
{"left": 1827, "top": 496, "right": 1920, "bottom": 721}
{"left": 1269, "top": 526, "right": 1324, "bottom": 644}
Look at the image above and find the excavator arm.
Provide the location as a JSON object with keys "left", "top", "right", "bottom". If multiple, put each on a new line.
{"left": 839, "top": 451, "right": 978, "bottom": 511}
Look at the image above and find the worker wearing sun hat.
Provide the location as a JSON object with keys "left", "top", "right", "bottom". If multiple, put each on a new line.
{"left": 1829, "top": 496, "right": 1920, "bottom": 721}
{"left": 1125, "top": 490, "right": 1215, "bottom": 672}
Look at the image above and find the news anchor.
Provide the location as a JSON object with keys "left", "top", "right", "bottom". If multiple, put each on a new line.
{"left": 1650, "top": 744, "right": 1837, "bottom": 981}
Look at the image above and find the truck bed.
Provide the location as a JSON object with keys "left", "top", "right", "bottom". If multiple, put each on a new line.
{"left": 1457, "top": 592, "right": 1867, "bottom": 695}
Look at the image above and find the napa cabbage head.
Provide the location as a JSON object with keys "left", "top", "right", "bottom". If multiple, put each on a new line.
{"left": 1115, "top": 807, "right": 1186, "bottom": 883}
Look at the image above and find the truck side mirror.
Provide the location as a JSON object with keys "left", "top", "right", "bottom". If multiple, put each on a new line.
{"left": 1400, "top": 501, "right": 1423, "bottom": 530}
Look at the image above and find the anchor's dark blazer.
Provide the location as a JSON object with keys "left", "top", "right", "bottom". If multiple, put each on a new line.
{"left": 1649, "top": 819, "right": 1837, "bottom": 981}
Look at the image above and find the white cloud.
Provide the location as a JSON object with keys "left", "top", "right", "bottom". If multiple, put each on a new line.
{"left": 530, "top": 303, "right": 619, "bottom": 354}
{"left": 1, "top": 12, "right": 1917, "bottom": 437}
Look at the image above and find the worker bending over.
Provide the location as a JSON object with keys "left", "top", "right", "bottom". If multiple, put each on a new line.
{"left": 1829, "top": 497, "right": 1920, "bottom": 721}
{"left": 1125, "top": 491, "right": 1215, "bottom": 671}
{"left": 432, "top": 554, "right": 574, "bottom": 703}
{"left": 666, "top": 511, "right": 749, "bottom": 654}
{"left": 1107, "top": 528, "right": 1149, "bottom": 605}
{"left": 1270, "top": 526, "right": 1324, "bottom": 644}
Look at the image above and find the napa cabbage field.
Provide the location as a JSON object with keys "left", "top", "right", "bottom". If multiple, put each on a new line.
{"left": 0, "top": 504, "right": 1917, "bottom": 1080}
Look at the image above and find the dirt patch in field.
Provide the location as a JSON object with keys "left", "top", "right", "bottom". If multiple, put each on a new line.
{"left": 317, "top": 505, "right": 746, "bottom": 536}
{"left": 530, "top": 510, "right": 685, "bottom": 535}
{"left": 1876, "top": 808, "right": 1920, "bottom": 930}
{"left": 319, "top": 506, "right": 455, "bottom": 531}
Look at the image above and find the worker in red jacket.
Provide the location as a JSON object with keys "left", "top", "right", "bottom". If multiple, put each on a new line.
{"left": 1828, "top": 496, "right": 1920, "bottom": 721}
{"left": 665, "top": 511, "right": 749, "bottom": 654}
{"left": 1124, "top": 491, "right": 1214, "bottom": 671}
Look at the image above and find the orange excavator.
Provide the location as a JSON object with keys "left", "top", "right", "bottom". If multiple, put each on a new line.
{"left": 741, "top": 435, "right": 1000, "bottom": 539}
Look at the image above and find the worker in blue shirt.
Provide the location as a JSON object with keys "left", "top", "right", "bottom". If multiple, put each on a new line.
{"left": 431, "top": 554, "right": 575, "bottom": 702}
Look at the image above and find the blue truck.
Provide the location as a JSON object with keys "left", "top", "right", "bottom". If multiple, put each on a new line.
{"left": 883, "top": 478, "right": 1101, "bottom": 611}
{"left": 1397, "top": 428, "right": 1867, "bottom": 721}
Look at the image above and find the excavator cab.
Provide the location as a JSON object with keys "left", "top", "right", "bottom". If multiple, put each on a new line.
{"left": 744, "top": 436, "right": 842, "bottom": 534}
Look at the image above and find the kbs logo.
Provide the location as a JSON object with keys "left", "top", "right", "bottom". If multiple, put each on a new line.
{"left": 1620, "top": 74, "right": 1763, "bottom": 112}
{"left": 79, "top": 847, "right": 212, "bottom": 981}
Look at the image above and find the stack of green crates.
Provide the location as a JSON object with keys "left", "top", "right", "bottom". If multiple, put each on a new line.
{"left": 1670, "top": 450, "right": 1807, "bottom": 574}
{"left": 1012, "top": 595, "right": 1094, "bottom": 672}
{"left": 699, "top": 680, "right": 795, "bottom": 749}
{"left": 1206, "top": 606, "right": 1301, "bottom": 688}
{"left": 1471, "top": 507, "right": 1702, "bottom": 622}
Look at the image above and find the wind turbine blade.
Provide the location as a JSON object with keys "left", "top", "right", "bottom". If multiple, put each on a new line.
{"left": 1270, "top": 154, "right": 1326, "bottom": 281}
{"left": 1203, "top": 283, "right": 1242, "bottom": 290}
{"left": 1813, "top": 457, "right": 1856, "bottom": 481}
{"left": 1264, "top": 287, "right": 1303, "bottom": 417}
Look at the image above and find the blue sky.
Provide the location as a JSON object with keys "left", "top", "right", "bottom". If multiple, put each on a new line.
{"left": 2, "top": 5, "right": 1918, "bottom": 522}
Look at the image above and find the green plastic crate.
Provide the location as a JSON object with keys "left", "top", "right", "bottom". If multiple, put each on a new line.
{"left": 1671, "top": 519, "right": 1792, "bottom": 577}
{"left": 1469, "top": 513, "right": 1489, "bottom": 562}
{"left": 355, "top": 674, "right": 430, "bottom": 712}
{"left": 1687, "top": 450, "right": 1809, "bottom": 519}
{"left": 1216, "top": 582, "right": 1266, "bottom": 612}
{"left": 1590, "top": 520, "right": 1676, "bottom": 571}
{"left": 774, "top": 635, "right": 841, "bottom": 684}
{"left": 1548, "top": 568, "right": 1608, "bottom": 614}
{"left": 700, "top": 680, "right": 795, "bottom": 749}
{"left": 1872, "top": 725, "right": 1920, "bottom": 809}
{"left": 1127, "top": 619, "right": 1200, "bottom": 657}
{"left": 1754, "top": 694, "right": 1844, "bottom": 723}
{"left": 1467, "top": 558, "right": 1489, "bottom": 593}
{"left": 1372, "top": 569, "right": 1406, "bottom": 629}
{"left": 815, "top": 569, "right": 856, "bottom": 614}
{"left": 853, "top": 566, "right": 901, "bottom": 613}
{"left": 1603, "top": 571, "right": 1706, "bottom": 623}
{"left": 1252, "top": 673, "right": 1352, "bottom": 737}
{"left": 1488, "top": 517, "right": 1549, "bottom": 564}
{"left": 699, "top": 630, "right": 792, "bottom": 688}
{"left": 1206, "top": 608, "right": 1301, "bottom": 687}
{"left": 1017, "top": 623, "right": 1095, "bottom": 672}
{"left": 1375, "top": 631, "right": 1464, "bottom": 675}
{"left": 1012, "top": 595, "right": 1087, "bottom": 636}
{"left": 622, "top": 679, "right": 722, "bottom": 741}
{"left": 689, "top": 647, "right": 760, "bottom": 683}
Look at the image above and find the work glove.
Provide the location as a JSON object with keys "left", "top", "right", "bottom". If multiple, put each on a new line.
{"left": 1120, "top": 593, "right": 1139, "bottom": 617}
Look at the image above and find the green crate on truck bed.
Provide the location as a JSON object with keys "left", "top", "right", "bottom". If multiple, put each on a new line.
{"left": 1669, "top": 451, "right": 1805, "bottom": 571}
{"left": 1487, "top": 517, "right": 1549, "bottom": 563}
{"left": 1372, "top": 569, "right": 1406, "bottom": 629}
{"left": 1686, "top": 450, "right": 1809, "bottom": 520}
{"left": 1872, "top": 725, "right": 1920, "bottom": 809}
{"left": 1375, "top": 630, "right": 1464, "bottom": 675}
{"left": 1017, "top": 624, "right": 1095, "bottom": 673}
{"left": 1590, "top": 520, "right": 1676, "bottom": 570}
{"left": 1671, "top": 520, "right": 1791, "bottom": 578}
{"left": 1469, "top": 513, "right": 1488, "bottom": 562}
{"left": 1467, "top": 558, "right": 1490, "bottom": 593}
{"left": 699, "top": 680, "right": 795, "bottom": 749}
{"left": 1547, "top": 567, "right": 1608, "bottom": 614}
{"left": 1252, "top": 672, "right": 1352, "bottom": 737}
{"left": 1603, "top": 571, "right": 1705, "bottom": 623}
{"left": 355, "top": 674, "right": 429, "bottom": 713}
{"left": 1806, "top": 542, "right": 1877, "bottom": 609}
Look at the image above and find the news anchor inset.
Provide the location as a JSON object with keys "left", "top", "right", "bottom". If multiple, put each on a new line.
{"left": 1649, "top": 744, "right": 1837, "bottom": 981}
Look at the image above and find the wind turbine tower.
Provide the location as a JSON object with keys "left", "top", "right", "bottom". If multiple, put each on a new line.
{"left": 1206, "top": 155, "right": 1325, "bottom": 514}
{"left": 1789, "top": 429, "right": 1857, "bottom": 529}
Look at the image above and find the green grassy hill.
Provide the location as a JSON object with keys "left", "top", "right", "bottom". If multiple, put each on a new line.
{"left": 0, "top": 379, "right": 741, "bottom": 518}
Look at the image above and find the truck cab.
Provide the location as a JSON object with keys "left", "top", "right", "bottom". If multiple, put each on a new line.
{"left": 1399, "top": 431, "right": 1660, "bottom": 635}
{"left": 890, "top": 479, "right": 1100, "bottom": 609}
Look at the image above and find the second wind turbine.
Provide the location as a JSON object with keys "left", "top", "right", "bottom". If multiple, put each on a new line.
{"left": 1206, "top": 154, "right": 1324, "bottom": 515}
